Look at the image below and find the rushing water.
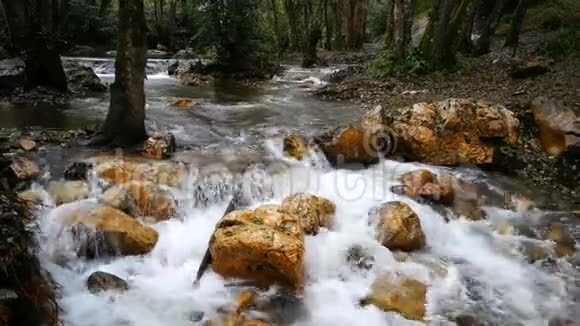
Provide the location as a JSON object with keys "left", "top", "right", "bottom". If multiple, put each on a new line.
{"left": 12, "top": 58, "right": 580, "bottom": 325}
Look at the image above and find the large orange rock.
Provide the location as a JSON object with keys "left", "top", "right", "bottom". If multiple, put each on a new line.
{"left": 64, "top": 206, "right": 158, "bottom": 257}
{"left": 93, "top": 158, "right": 185, "bottom": 187}
{"left": 209, "top": 205, "right": 305, "bottom": 290}
{"left": 375, "top": 202, "right": 426, "bottom": 252}
{"left": 369, "top": 99, "right": 519, "bottom": 165}
{"left": 101, "top": 181, "right": 175, "bottom": 221}
{"left": 314, "top": 125, "right": 390, "bottom": 165}
{"left": 531, "top": 97, "right": 579, "bottom": 156}
{"left": 281, "top": 193, "right": 335, "bottom": 235}
{"left": 398, "top": 170, "right": 454, "bottom": 205}
{"left": 283, "top": 134, "right": 309, "bottom": 160}
{"left": 364, "top": 273, "right": 427, "bottom": 321}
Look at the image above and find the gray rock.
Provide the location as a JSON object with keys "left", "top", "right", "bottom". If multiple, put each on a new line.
{"left": 87, "top": 271, "right": 129, "bottom": 293}
{"left": 0, "top": 58, "right": 25, "bottom": 92}
{"left": 66, "top": 45, "right": 98, "bottom": 57}
{"left": 62, "top": 60, "right": 106, "bottom": 93}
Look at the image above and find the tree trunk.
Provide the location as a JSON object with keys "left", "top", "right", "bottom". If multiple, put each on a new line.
{"left": 402, "top": 0, "right": 415, "bottom": 53}
{"left": 384, "top": 0, "right": 394, "bottom": 47}
{"left": 1, "top": 0, "right": 68, "bottom": 91}
{"left": 458, "top": 0, "right": 479, "bottom": 52}
{"left": 0, "top": 1, "right": 11, "bottom": 47}
{"left": 333, "top": 0, "right": 345, "bottom": 50}
{"left": 284, "top": 0, "right": 302, "bottom": 51}
{"left": 419, "top": 0, "right": 440, "bottom": 56}
{"left": 102, "top": 0, "right": 147, "bottom": 146}
{"left": 474, "top": 0, "right": 504, "bottom": 55}
{"left": 504, "top": 0, "right": 527, "bottom": 54}
{"left": 430, "top": 0, "right": 457, "bottom": 68}
{"left": 167, "top": 0, "right": 177, "bottom": 50}
{"left": 324, "top": 0, "right": 332, "bottom": 50}
{"left": 345, "top": 0, "right": 367, "bottom": 50}
{"left": 392, "top": 0, "right": 405, "bottom": 62}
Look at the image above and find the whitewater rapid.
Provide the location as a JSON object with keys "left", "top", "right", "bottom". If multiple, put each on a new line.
{"left": 32, "top": 142, "right": 575, "bottom": 326}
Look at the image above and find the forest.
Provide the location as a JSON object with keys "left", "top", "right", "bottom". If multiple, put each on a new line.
{"left": 0, "top": 1, "right": 579, "bottom": 326}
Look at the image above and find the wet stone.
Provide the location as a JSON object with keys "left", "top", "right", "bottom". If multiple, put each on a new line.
{"left": 64, "top": 162, "right": 93, "bottom": 181}
{"left": 87, "top": 271, "right": 129, "bottom": 293}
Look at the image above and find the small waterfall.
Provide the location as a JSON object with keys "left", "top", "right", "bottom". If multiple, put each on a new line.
{"left": 62, "top": 57, "right": 171, "bottom": 78}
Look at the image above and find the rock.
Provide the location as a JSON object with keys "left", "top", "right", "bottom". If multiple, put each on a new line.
{"left": 531, "top": 97, "right": 579, "bottom": 156}
{"left": 511, "top": 58, "right": 549, "bottom": 78}
{"left": 66, "top": 45, "right": 97, "bottom": 57}
{"left": 64, "top": 206, "right": 158, "bottom": 257}
{"left": 543, "top": 223, "right": 576, "bottom": 257}
{"left": 47, "top": 180, "right": 90, "bottom": 205}
{"left": 454, "top": 315, "right": 485, "bottom": 326}
{"left": 101, "top": 181, "right": 175, "bottom": 221}
{"left": 209, "top": 205, "right": 305, "bottom": 290}
{"left": 548, "top": 318, "right": 577, "bottom": 326}
{"left": 147, "top": 50, "right": 169, "bottom": 59}
{"left": 172, "top": 48, "right": 196, "bottom": 59}
{"left": 18, "top": 139, "right": 37, "bottom": 151}
{"left": 346, "top": 245, "right": 375, "bottom": 270}
{"left": 314, "top": 125, "right": 390, "bottom": 165}
{"left": 1, "top": 156, "right": 40, "bottom": 187}
{"left": 143, "top": 132, "right": 176, "bottom": 160}
{"left": 397, "top": 170, "right": 454, "bottom": 205}
{"left": 496, "top": 221, "right": 538, "bottom": 239}
{"left": 173, "top": 98, "right": 200, "bottom": 108}
{"left": 87, "top": 271, "right": 129, "bottom": 293}
{"left": 17, "top": 190, "right": 42, "bottom": 206}
{"left": 168, "top": 59, "right": 179, "bottom": 75}
{"left": 374, "top": 202, "right": 425, "bottom": 252}
{"left": 283, "top": 134, "right": 309, "bottom": 160}
{"left": 0, "top": 58, "right": 25, "bottom": 92}
{"left": 364, "top": 273, "right": 427, "bottom": 321}
{"left": 62, "top": 60, "right": 107, "bottom": 93}
{"left": 280, "top": 193, "right": 335, "bottom": 235}
{"left": 373, "top": 99, "right": 519, "bottom": 165}
{"left": 64, "top": 162, "right": 93, "bottom": 181}
{"left": 522, "top": 243, "right": 550, "bottom": 263}
{"left": 94, "top": 158, "right": 184, "bottom": 187}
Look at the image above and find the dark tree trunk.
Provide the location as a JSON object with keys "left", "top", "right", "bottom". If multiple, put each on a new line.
{"left": 324, "top": 0, "right": 332, "bottom": 50}
{"left": 474, "top": 0, "right": 505, "bottom": 55}
{"left": 102, "top": 0, "right": 147, "bottom": 146}
{"left": 333, "top": 0, "right": 345, "bottom": 50}
{"left": 1, "top": 0, "right": 68, "bottom": 91}
{"left": 302, "top": 1, "right": 322, "bottom": 67}
{"left": 504, "top": 0, "right": 527, "bottom": 54}
{"left": 345, "top": 0, "right": 367, "bottom": 50}
{"left": 402, "top": 0, "right": 415, "bottom": 55}
{"left": 384, "top": 0, "right": 394, "bottom": 47}
{"left": 0, "top": 1, "right": 12, "bottom": 48}
{"left": 167, "top": 0, "right": 177, "bottom": 50}
{"left": 419, "top": 0, "right": 440, "bottom": 56}
{"left": 284, "top": 0, "right": 302, "bottom": 51}
{"left": 392, "top": 0, "right": 405, "bottom": 62}
{"left": 458, "top": 0, "right": 480, "bottom": 52}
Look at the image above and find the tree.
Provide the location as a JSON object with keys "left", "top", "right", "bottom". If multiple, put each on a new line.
{"left": 101, "top": 0, "right": 148, "bottom": 146}
{"left": 345, "top": 0, "right": 367, "bottom": 49}
{"left": 0, "top": 0, "right": 68, "bottom": 92}
{"left": 474, "top": 0, "right": 505, "bottom": 55}
{"left": 504, "top": 0, "right": 528, "bottom": 55}
{"left": 302, "top": 0, "right": 323, "bottom": 67}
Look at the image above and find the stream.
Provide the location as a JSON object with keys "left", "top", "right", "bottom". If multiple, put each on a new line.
{"left": 6, "top": 58, "right": 580, "bottom": 325}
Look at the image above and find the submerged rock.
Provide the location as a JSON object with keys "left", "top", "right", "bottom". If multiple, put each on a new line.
{"left": 173, "top": 98, "right": 200, "bottom": 108}
{"left": 209, "top": 205, "right": 305, "bottom": 290}
{"left": 18, "top": 139, "right": 37, "bottom": 151}
{"left": 65, "top": 45, "right": 98, "bottom": 57}
{"left": 64, "top": 206, "right": 158, "bottom": 257}
{"left": 87, "top": 271, "right": 129, "bottom": 293}
{"left": 101, "top": 181, "right": 175, "bottom": 222}
{"left": 543, "top": 223, "right": 576, "bottom": 257}
{"left": 17, "top": 190, "right": 43, "bottom": 206}
{"left": 363, "top": 273, "right": 427, "bottom": 321}
{"left": 346, "top": 245, "right": 375, "bottom": 270}
{"left": 280, "top": 193, "right": 335, "bottom": 235}
{"left": 94, "top": 158, "right": 185, "bottom": 187}
{"left": 47, "top": 180, "right": 90, "bottom": 206}
{"left": 283, "top": 134, "right": 309, "bottom": 160}
{"left": 64, "top": 162, "right": 93, "bottom": 181}
{"left": 531, "top": 97, "right": 579, "bottom": 156}
{"left": 143, "top": 131, "right": 176, "bottom": 160}
{"left": 374, "top": 201, "right": 426, "bottom": 252}
{"left": 1, "top": 156, "right": 40, "bottom": 189}
{"left": 369, "top": 99, "right": 519, "bottom": 165}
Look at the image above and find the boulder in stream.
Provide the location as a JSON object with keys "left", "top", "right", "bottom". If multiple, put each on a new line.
{"left": 93, "top": 157, "right": 185, "bottom": 187}
{"left": 62, "top": 60, "right": 107, "bottom": 93}
{"left": 373, "top": 201, "right": 426, "bottom": 252}
{"left": 64, "top": 162, "right": 93, "bottom": 181}
{"left": 280, "top": 193, "right": 335, "bottom": 235}
{"left": 510, "top": 57, "right": 549, "bottom": 79}
{"left": 209, "top": 205, "right": 305, "bottom": 290}
{"left": 101, "top": 181, "right": 176, "bottom": 222}
{"left": 64, "top": 205, "right": 158, "bottom": 257}
{"left": 366, "top": 99, "right": 519, "bottom": 165}
{"left": 143, "top": 131, "right": 176, "bottom": 160}
{"left": 47, "top": 180, "right": 90, "bottom": 206}
{"left": 0, "top": 156, "right": 40, "bottom": 189}
{"left": 283, "top": 134, "right": 309, "bottom": 160}
{"left": 362, "top": 273, "right": 427, "bottom": 321}
{"left": 543, "top": 223, "right": 577, "bottom": 258}
{"left": 87, "top": 271, "right": 129, "bottom": 293}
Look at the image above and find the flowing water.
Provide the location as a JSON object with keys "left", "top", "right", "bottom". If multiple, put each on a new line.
{"left": 9, "top": 58, "right": 580, "bottom": 325}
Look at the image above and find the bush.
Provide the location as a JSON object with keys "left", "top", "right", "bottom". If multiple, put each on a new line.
{"left": 371, "top": 48, "right": 429, "bottom": 79}
{"left": 541, "top": 29, "right": 580, "bottom": 62}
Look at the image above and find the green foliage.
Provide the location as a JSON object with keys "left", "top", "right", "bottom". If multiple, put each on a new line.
{"left": 368, "top": 0, "right": 388, "bottom": 41}
{"left": 371, "top": 48, "right": 429, "bottom": 78}
{"left": 541, "top": 29, "right": 580, "bottom": 62}
{"left": 63, "top": 0, "right": 117, "bottom": 46}
{"left": 526, "top": 0, "right": 580, "bottom": 31}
